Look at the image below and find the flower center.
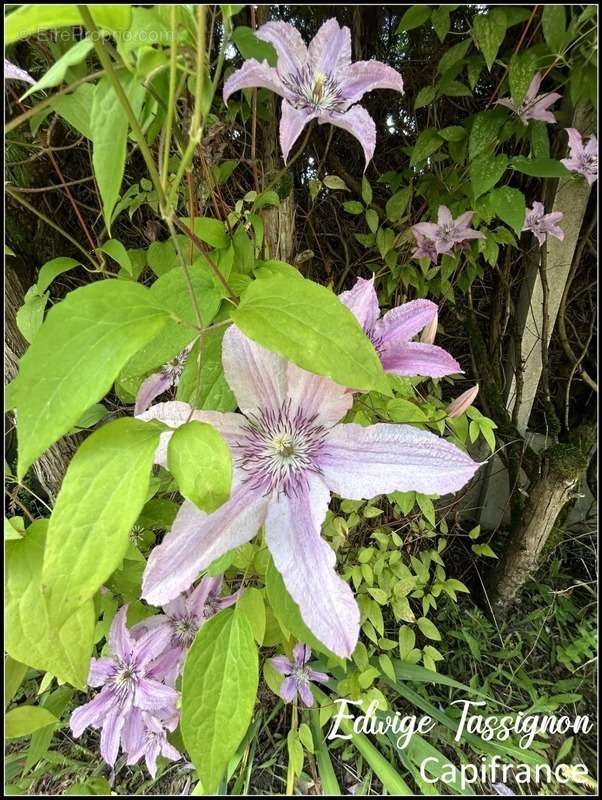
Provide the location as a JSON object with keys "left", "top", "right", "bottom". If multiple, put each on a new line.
{"left": 111, "top": 661, "right": 139, "bottom": 702}
{"left": 171, "top": 615, "right": 198, "bottom": 647}
{"left": 234, "top": 400, "right": 327, "bottom": 495}
{"left": 293, "top": 666, "right": 310, "bottom": 685}
{"left": 281, "top": 65, "right": 346, "bottom": 112}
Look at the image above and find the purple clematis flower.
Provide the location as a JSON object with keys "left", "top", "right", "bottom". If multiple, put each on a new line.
{"left": 339, "top": 276, "right": 462, "bottom": 378}
{"left": 271, "top": 643, "right": 330, "bottom": 706}
{"left": 522, "top": 201, "right": 564, "bottom": 246}
{"left": 132, "top": 574, "right": 241, "bottom": 679}
{"left": 70, "top": 606, "right": 179, "bottom": 767}
{"left": 496, "top": 72, "right": 561, "bottom": 125}
{"left": 137, "top": 325, "right": 481, "bottom": 658}
{"left": 4, "top": 58, "right": 34, "bottom": 84}
{"left": 122, "top": 707, "right": 181, "bottom": 778}
{"left": 411, "top": 206, "right": 485, "bottom": 263}
{"left": 223, "top": 18, "right": 404, "bottom": 167}
{"left": 561, "top": 128, "right": 598, "bottom": 186}
{"left": 134, "top": 344, "right": 193, "bottom": 415}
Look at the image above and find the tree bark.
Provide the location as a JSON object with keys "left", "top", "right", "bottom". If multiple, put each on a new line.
{"left": 486, "top": 444, "right": 589, "bottom": 617}
{"left": 5, "top": 265, "right": 80, "bottom": 502}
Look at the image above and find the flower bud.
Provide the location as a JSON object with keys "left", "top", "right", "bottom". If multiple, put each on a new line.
{"left": 420, "top": 313, "right": 438, "bottom": 344}
{"left": 447, "top": 385, "right": 479, "bottom": 418}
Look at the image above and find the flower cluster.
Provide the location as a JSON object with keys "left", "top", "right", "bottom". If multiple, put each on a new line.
{"left": 410, "top": 206, "right": 485, "bottom": 265}
{"left": 70, "top": 574, "right": 238, "bottom": 775}
{"left": 138, "top": 281, "right": 482, "bottom": 660}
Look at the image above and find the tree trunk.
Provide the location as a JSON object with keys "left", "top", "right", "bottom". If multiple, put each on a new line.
{"left": 255, "top": 5, "right": 296, "bottom": 263}
{"left": 5, "top": 265, "right": 80, "bottom": 502}
{"left": 486, "top": 444, "right": 588, "bottom": 617}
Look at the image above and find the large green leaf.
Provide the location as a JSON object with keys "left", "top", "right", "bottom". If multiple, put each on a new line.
{"left": 231, "top": 274, "right": 389, "bottom": 394}
{"left": 5, "top": 5, "right": 132, "bottom": 44}
{"left": 509, "top": 50, "right": 538, "bottom": 106}
{"left": 181, "top": 609, "right": 258, "bottom": 794}
{"left": 42, "top": 418, "right": 163, "bottom": 627}
{"left": 6, "top": 521, "right": 94, "bottom": 689}
{"left": 488, "top": 187, "right": 526, "bottom": 234}
{"left": 176, "top": 326, "right": 236, "bottom": 411}
{"left": 470, "top": 154, "right": 508, "bottom": 198}
{"left": 510, "top": 156, "right": 570, "bottom": 178}
{"left": 50, "top": 83, "right": 95, "bottom": 140}
{"left": 5, "top": 706, "right": 58, "bottom": 739}
{"left": 167, "top": 421, "right": 232, "bottom": 512}
{"left": 472, "top": 9, "right": 508, "bottom": 70}
{"left": 20, "top": 38, "right": 94, "bottom": 100}
{"left": 13, "top": 280, "right": 168, "bottom": 479}
{"left": 468, "top": 111, "right": 505, "bottom": 160}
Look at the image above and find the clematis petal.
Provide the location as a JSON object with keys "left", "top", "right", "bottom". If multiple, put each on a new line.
{"left": 100, "top": 706, "right": 126, "bottom": 767}
{"left": 4, "top": 58, "right": 34, "bottom": 84}
{"left": 280, "top": 99, "right": 318, "bottom": 163}
{"left": 135, "top": 677, "right": 179, "bottom": 712}
{"left": 373, "top": 299, "right": 438, "bottom": 345}
{"left": 454, "top": 211, "right": 475, "bottom": 230}
{"left": 298, "top": 682, "right": 314, "bottom": 707}
{"left": 142, "top": 489, "right": 268, "bottom": 607}
{"left": 437, "top": 206, "right": 454, "bottom": 227}
{"left": 144, "top": 736, "right": 162, "bottom": 778}
{"left": 280, "top": 675, "right": 298, "bottom": 703}
{"left": 307, "top": 668, "right": 330, "bottom": 683}
{"left": 70, "top": 688, "right": 117, "bottom": 737}
{"left": 321, "top": 105, "right": 376, "bottom": 169}
{"left": 88, "top": 657, "right": 116, "bottom": 687}
{"left": 223, "top": 59, "right": 287, "bottom": 104}
{"left": 271, "top": 655, "right": 294, "bottom": 675}
{"left": 286, "top": 361, "right": 352, "bottom": 429}
{"left": 186, "top": 574, "right": 222, "bottom": 617}
{"left": 308, "top": 18, "right": 352, "bottom": 77}
{"left": 338, "top": 276, "right": 380, "bottom": 331}
{"left": 411, "top": 222, "right": 440, "bottom": 240}
{"left": 525, "top": 72, "right": 543, "bottom": 101}
{"left": 133, "top": 625, "right": 173, "bottom": 668}
{"left": 147, "top": 647, "right": 183, "bottom": 686}
{"left": 137, "top": 401, "right": 246, "bottom": 466}
{"left": 222, "top": 325, "right": 288, "bottom": 415}
{"left": 108, "top": 605, "right": 133, "bottom": 661}
{"left": 341, "top": 61, "right": 404, "bottom": 104}
{"left": 565, "top": 127, "right": 583, "bottom": 153}
{"left": 121, "top": 707, "right": 145, "bottom": 756}
{"left": 256, "top": 21, "right": 308, "bottom": 75}
{"left": 265, "top": 474, "right": 360, "bottom": 658}
{"left": 319, "top": 423, "right": 481, "bottom": 499}
{"left": 380, "top": 341, "right": 462, "bottom": 378}
{"left": 293, "top": 642, "right": 311, "bottom": 665}
{"left": 134, "top": 372, "right": 174, "bottom": 415}
{"left": 161, "top": 739, "right": 182, "bottom": 763}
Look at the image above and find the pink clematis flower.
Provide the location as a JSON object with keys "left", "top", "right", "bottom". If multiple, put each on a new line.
{"left": 122, "top": 707, "right": 181, "bottom": 778}
{"left": 339, "top": 277, "right": 462, "bottom": 378}
{"left": 522, "top": 201, "right": 564, "bottom": 246}
{"left": 496, "top": 72, "right": 561, "bottom": 125}
{"left": 4, "top": 58, "right": 34, "bottom": 84}
{"left": 134, "top": 344, "right": 193, "bottom": 415}
{"left": 271, "top": 643, "right": 330, "bottom": 706}
{"left": 411, "top": 206, "right": 485, "bottom": 264}
{"left": 223, "top": 18, "right": 404, "bottom": 167}
{"left": 561, "top": 128, "right": 598, "bottom": 186}
{"left": 70, "top": 606, "right": 179, "bottom": 767}
{"left": 132, "top": 574, "right": 241, "bottom": 680}
{"left": 138, "top": 325, "right": 481, "bottom": 658}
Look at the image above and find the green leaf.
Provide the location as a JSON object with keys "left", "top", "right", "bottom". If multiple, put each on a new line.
{"left": 181, "top": 609, "right": 258, "bottom": 794}
{"left": 343, "top": 201, "right": 364, "bottom": 215}
{"left": 361, "top": 176, "right": 373, "bottom": 205}
{"left": 470, "top": 154, "right": 508, "bottom": 198}
{"left": 236, "top": 587, "right": 266, "bottom": 645}
{"left": 414, "top": 85, "right": 436, "bottom": 110}
{"left": 437, "top": 39, "right": 472, "bottom": 75}
{"left": 6, "top": 521, "right": 94, "bottom": 689}
{"left": 167, "top": 421, "right": 232, "bottom": 513}
{"left": 37, "top": 257, "right": 80, "bottom": 294}
{"left": 42, "top": 418, "right": 162, "bottom": 627}
{"left": 92, "top": 75, "right": 144, "bottom": 233}
{"left": 176, "top": 326, "right": 236, "bottom": 411}
{"left": 509, "top": 51, "right": 538, "bottom": 106}
{"left": 310, "top": 712, "right": 341, "bottom": 794}
{"left": 16, "top": 286, "right": 48, "bottom": 344}
{"left": 472, "top": 9, "right": 507, "bottom": 70}
{"left": 20, "top": 38, "right": 94, "bottom": 100}
{"left": 231, "top": 25, "right": 277, "bottom": 66}
{"left": 469, "top": 111, "right": 505, "bottom": 159}
{"left": 180, "top": 217, "right": 230, "bottom": 249}
{"left": 323, "top": 175, "right": 349, "bottom": 191}
{"left": 13, "top": 281, "right": 168, "bottom": 480}
{"left": 438, "top": 125, "right": 466, "bottom": 142}
{"left": 411, "top": 129, "right": 444, "bottom": 163}
{"left": 98, "top": 239, "right": 133, "bottom": 275}
{"left": 431, "top": 6, "right": 451, "bottom": 42}
{"left": 398, "top": 625, "right": 416, "bottom": 660}
{"left": 5, "top": 705, "right": 58, "bottom": 739}
{"left": 542, "top": 5, "right": 566, "bottom": 53}
{"left": 417, "top": 617, "right": 441, "bottom": 641}
{"left": 488, "top": 187, "right": 526, "bottom": 234}
{"left": 396, "top": 6, "right": 432, "bottom": 33}
{"left": 510, "top": 156, "right": 570, "bottom": 178}
{"left": 5, "top": 5, "right": 132, "bottom": 43}
{"left": 287, "top": 729, "right": 304, "bottom": 776}
{"left": 50, "top": 83, "right": 95, "bottom": 140}
{"left": 232, "top": 274, "right": 389, "bottom": 394}
{"left": 387, "top": 399, "right": 427, "bottom": 423}
{"left": 5, "top": 657, "right": 28, "bottom": 707}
